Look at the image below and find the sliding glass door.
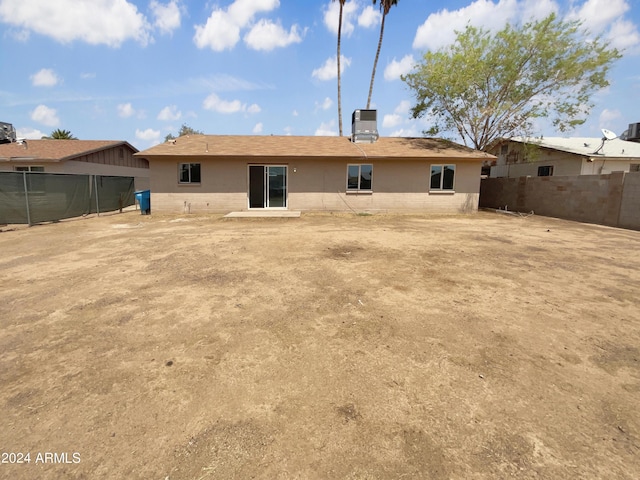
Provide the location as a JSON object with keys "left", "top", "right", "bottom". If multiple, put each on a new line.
{"left": 248, "top": 165, "right": 287, "bottom": 208}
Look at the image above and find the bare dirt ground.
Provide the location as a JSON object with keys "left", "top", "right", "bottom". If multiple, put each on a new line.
{"left": 1, "top": 210, "right": 639, "bottom": 479}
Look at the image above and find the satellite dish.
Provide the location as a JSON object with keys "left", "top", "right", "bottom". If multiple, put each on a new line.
{"left": 593, "top": 128, "right": 618, "bottom": 154}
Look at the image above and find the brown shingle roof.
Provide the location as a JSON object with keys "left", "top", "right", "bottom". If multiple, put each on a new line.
{"left": 0, "top": 140, "right": 138, "bottom": 162}
{"left": 135, "top": 135, "right": 494, "bottom": 161}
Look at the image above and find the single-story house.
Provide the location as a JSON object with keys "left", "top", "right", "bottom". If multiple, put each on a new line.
{"left": 135, "top": 134, "right": 494, "bottom": 214}
{"left": 0, "top": 139, "right": 149, "bottom": 190}
{"left": 487, "top": 135, "right": 640, "bottom": 178}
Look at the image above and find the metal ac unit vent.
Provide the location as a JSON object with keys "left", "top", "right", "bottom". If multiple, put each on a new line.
{"left": 627, "top": 122, "right": 640, "bottom": 142}
{"left": 351, "top": 109, "right": 379, "bottom": 143}
{"left": 0, "top": 121, "right": 17, "bottom": 144}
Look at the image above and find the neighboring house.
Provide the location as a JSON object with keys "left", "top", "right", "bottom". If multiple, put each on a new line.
{"left": 0, "top": 139, "right": 149, "bottom": 189}
{"left": 487, "top": 136, "right": 640, "bottom": 178}
{"left": 135, "top": 134, "right": 494, "bottom": 214}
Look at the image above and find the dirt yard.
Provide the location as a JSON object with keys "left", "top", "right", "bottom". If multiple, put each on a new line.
{"left": 1, "top": 210, "right": 639, "bottom": 479}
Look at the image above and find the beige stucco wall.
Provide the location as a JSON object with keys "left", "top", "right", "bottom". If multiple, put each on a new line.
{"left": 580, "top": 159, "right": 636, "bottom": 175}
{"left": 148, "top": 156, "right": 482, "bottom": 214}
{"left": 491, "top": 158, "right": 582, "bottom": 178}
{"left": 489, "top": 142, "right": 638, "bottom": 178}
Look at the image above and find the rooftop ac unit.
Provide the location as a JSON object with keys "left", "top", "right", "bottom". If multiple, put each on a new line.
{"left": 0, "top": 121, "right": 16, "bottom": 144}
{"left": 351, "top": 109, "right": 379, "bottom": 143}
{"left": 627, "top": 122, "right": 640, "bottom": 142}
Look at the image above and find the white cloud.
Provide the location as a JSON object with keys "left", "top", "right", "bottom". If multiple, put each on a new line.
{"left": 135, "top": 128, "right": 161, "bottom": 142}
{"left": 193, "top": 10, "right": 240, "bottom": 51}
{"left": 606, "top": 19, "right": 640, "bottom": 53}
{"left": 203, "top": 93, "right": 259, "bottom": 114}
{"left": 194, "top": 0, "right": 291, "bottom": 51}
{"left": 312, "top": 55, "right": 351, "bottom": 81}
{"left": 30, "top": 104, "right": 59, "bottom": 126}
{"left": 519, "top": 0, "right": 558, "bottom": 25}
{"left": 389, "top": 127, "right": 420, "bottom": 137}
{"left": 413, "top": 0, "right": 516, "bottom": 51}
{"left": 316, "top": 97, "right": 333, "bottom": 111}
{"left": 7, "top": 28, "right": 30, "bottom": 42}
{"left": 0, "top": 0, "right": 152, "bottom": 47}
{"left": 186, "top": 73, "right": 268, "bottom": 93}
{"left": 117, "top": 103, "right": 135, "bottom": 118}
{"left": 382, "top": 101, "right": 414, "bottom": 130}
{"left": 157, "top": 105, "right": 182, "bottom": 121}
{"left": 315, "top": 120, "right": 338, "bottom": 136}
{"left": 30, "top": 68, "right": 60, "bottom": 87}
{"left": 253, "top": 122, "right": 263, "bottom": 133}
{"left": 244, "top": 19, "right": 303, "bottom": 50}
{"left": 228, "top": 0, "right": 279, "bottom": 25}
{"left": 567, "top": 0, "right": 627, "bottom": 34}
{"left": 292, "top": 110, "right": 299, "bottom": 117}
{"left": 323, "top": 0, "right": 359, "bottom": 37}
{"left": 382, "top": 114, "right": 402, "bottom": 128}
{"left": 565, "top": 0, "right": 639, "bottom": 54}
{"left": 384, "top": 55, "right": 415, "bottom": 81}
{"left": 358, "top": 5, "right": 380, "bottom": 28}
{"left": 150, "top": 0, "right": 181, "bottom": 35}
{"left": 411, "top": 0, "right": 639, "bottom": 56}
{"left": 394, "top": 100, "right": 412, "bottom": 115}
{"left": 412, "top": 0, "right": 558, "bottom": 51}
{"left": 16, "top": 126, "right": 45, "bottom": 139}
{"left": 80, "top": 72, "right": 96, "bottom": 80}
{"left": 599, "top": 108, "right": 621, "bottom": 127}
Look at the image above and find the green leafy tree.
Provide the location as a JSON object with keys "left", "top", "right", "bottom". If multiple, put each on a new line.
{"left": 402, "top": 14, "right": 621, "bottom": 151}
{"left": 164, "top": 124, "right": 204, "bottom": 142}
{"left": 366, "top": 0, "right": 398, "bottom": 109}
{"left": 48, "top": 129, "right": 77, "bottom": 140}
{"left": 334, "top": 0, "right": 346, "bottom": 136}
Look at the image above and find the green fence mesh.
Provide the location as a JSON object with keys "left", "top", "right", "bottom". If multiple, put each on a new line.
{"left": 0, "top": 172, "right": 135, "bottom": 225}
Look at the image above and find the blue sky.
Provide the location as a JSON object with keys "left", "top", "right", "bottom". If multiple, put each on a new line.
{"left": 1, "top": 0, "right": 638, "bottom": 150}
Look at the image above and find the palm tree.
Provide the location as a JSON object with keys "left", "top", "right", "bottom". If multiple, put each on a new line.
{"left": 49, "top": 129, "right": 77, "bottom": 140}
{"left": 367, "top": 0, "right": 398, "bottom": 109}
{"left": 333, "top": 0, "right": 346, "bottom": 136}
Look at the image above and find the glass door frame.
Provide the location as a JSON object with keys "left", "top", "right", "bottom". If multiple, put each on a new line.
{"left": 247, "top": 164, "right": 288, "bottom": 209}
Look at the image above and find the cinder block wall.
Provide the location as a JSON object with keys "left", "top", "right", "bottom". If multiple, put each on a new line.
{"left": 480, "top": 172, "right": 640, "bottom": 230}
{"left": 618, "top": 173, "right": 640, "bottom": 229}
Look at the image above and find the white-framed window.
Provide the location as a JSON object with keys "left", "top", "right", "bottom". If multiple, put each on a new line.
{"left": 430, "top": 164, "right": 455, "bottom": 191}
{"left": 14, "top": 166, "right": 44, "bottom": 172}
{"left": 179, "top": 163, "right": 201, "bottom": 184}
{"left": 347, "top": 164, "right": 373, "bottom": 191}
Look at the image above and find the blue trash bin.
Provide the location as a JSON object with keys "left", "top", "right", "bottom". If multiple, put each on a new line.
{"left": 135, "top": 190, "right": 151, "bottom": 215}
